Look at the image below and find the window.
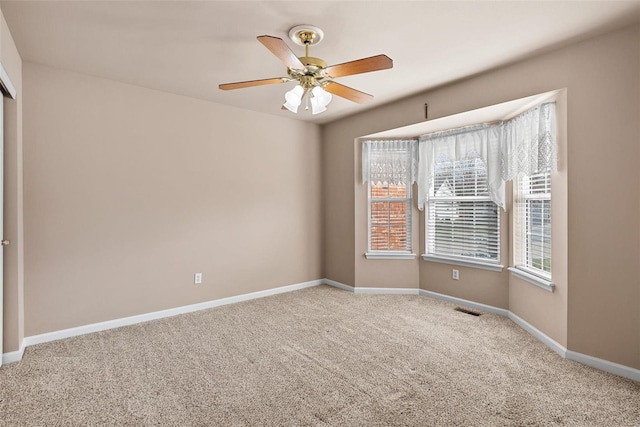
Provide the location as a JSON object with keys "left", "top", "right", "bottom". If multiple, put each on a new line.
{"left": 514, "top": 170, "right": 551, "bottom": 279}
{"left": 425, "top": 152, "right": 500, "bottom": 266}
{"left": 363, "top": 140, "right": 415, "bottom": 257}
{"left": 369, "top": 180, "right": 411, "bottom": 252}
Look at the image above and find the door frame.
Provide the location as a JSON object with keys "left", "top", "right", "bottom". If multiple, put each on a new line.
{"left": 0, "top": 60, "right": 17, "bottom": 366}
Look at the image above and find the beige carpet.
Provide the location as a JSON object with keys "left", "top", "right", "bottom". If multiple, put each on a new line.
{"left": 1, "top": 285, "right": 639, "bottom": 426}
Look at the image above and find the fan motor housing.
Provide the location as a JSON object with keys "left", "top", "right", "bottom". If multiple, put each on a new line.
{"left": 299, "top": 56, "right": 326, "bottom": 68}
{"left": 289, "top": 56, "right": 328, "bottom": 84}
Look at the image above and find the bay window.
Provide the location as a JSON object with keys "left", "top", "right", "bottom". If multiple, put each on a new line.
{"left": 360, "top": 101, "right": 557, "bottom": 281}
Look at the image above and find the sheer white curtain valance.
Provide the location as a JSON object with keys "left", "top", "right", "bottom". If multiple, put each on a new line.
{"left": 417, "top": 102, "right": 557, "bottom": 211}
{"left": 361, "top": 139, "right": 418, "bottom": 186}
{"left": 501, "top": 102, "right": 557, "bottom": 181}
{"left": 417, "top": 125, "right": 504, "bottom": 210}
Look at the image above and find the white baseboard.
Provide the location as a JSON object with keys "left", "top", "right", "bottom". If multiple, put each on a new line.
{"left": 22, "top": 279, "right": 324, "bottom": 349}
{"left": 419, "top": 289, "right": 509, "bottom": 317}
{"left": 355, "top": 287, "right": 420, "bottom": 295}
{"left": 507, "top": 312, "right": 566, "bottom": 357}
{"left": 322, "top": 279, "right": 419, "bottom": 295}
{"left": 566, "top": 350, "right": 640, "bottom": 382}
{"left": 1, "top": 342, "right": 25, "bottom": 365}
{"left": 322, "top": 278, "right": 354, "bottom": 292}
{"left": 4, "top": 278, "right": 639, "bottom": 383}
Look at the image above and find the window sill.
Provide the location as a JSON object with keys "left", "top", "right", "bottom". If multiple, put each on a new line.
{"left": 421, "top": 255, "right": 504, "bottom": 272}
{"left": 508, "top": 267, "right": 554, "bottom": 292}
{"left": 365, "top": 252, "right": 417, "bottom": 260}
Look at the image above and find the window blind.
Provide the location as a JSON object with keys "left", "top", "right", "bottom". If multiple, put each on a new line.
{"left": 426, "top": 155, "right": 500, "bottom": 262}
{"left": 516, "top": 170, "right": 551, "bottom": 277}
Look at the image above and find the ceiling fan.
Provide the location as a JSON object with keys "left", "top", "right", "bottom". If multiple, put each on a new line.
{"left": 218, "top": 25, "right": 393, "bottom": 115}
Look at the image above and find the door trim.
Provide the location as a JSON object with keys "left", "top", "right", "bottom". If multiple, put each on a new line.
{"left": 0, "top": 63, "right": 16, "bottom": 99}
{"left": 0, "top": 60, "right": 16, "bottom": 367}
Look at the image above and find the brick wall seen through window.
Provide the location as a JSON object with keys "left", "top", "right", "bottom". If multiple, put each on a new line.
{"left": 370, "top": 182, "right": 410, "bottom": 251}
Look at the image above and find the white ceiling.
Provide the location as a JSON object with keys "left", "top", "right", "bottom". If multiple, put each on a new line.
{"left": 1, "top": 1, "right": 639, "bottom": 124}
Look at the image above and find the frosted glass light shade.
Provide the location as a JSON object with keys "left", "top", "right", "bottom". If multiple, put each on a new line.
{"left": 283, "top": 85, "right": 304, "bottom": 113}
{"left": 311, "top": 86, "right": 332, "bottom": 115}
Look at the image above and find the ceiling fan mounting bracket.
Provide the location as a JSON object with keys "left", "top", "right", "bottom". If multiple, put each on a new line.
{"left": 288, "top": 25, "right": 324, "bottom": 47}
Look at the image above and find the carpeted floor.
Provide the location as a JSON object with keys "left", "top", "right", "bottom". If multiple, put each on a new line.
{"left": 1, "top": 285, "right": 639, "bottom": 426}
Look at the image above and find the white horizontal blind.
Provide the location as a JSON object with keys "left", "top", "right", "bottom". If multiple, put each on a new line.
{"left": 516, "top": 170, "right": 551, "bottom": 277}
{"left": 426, "top": 154, "right": 500, "bottom": 262}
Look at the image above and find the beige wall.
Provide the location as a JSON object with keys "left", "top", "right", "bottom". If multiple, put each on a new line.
{"left": 22, "top": 63, "right": 323, "bottom": 336}
{"left": 322, "top": 123, "right": 355, "bottom": 286}
{"left": 1, "top": 8, "right": 23, "bottom": 354}
{"left": 323, "top": 25, "right": 640, "bottom": 368}
{"left": 564, "top": 25, "right": 639, "bottom": 367}
{"left": 323, "top": 100, "right": 423, "bottom": 288}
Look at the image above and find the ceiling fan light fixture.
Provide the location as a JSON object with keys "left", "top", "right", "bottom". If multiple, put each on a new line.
{"left": 311, "top": 86, "right": 332, "bottom": 114}
{"left": 283, "top": 101, "right": 299, "bottom": 114}
{"left": 310, "top": 101, "right": 327, "bottom": 115}
{"left": 283, "top": 84, "right": 304, "bottom": 113}
{"left": 313, "top": 86, "right": 332, "bottom": 105}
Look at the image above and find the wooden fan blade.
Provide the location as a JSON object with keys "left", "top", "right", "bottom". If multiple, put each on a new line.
{"left": 219, "top": 77, "right": 290, "bottom": 91}
{"left": 257, "top": 35, "right": 305, "bottom": 70}
{"left": 324, "top": 81, "right": 373, "bottom": 104}
{"left": 325, "top": 54, "right": 393, "bottom": 78}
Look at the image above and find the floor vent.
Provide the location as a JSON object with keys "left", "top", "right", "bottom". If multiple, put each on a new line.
{"left": 454, "top": 307, "right": 482, "bottom": 316}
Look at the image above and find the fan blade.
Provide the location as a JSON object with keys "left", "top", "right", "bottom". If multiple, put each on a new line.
{"left": 324, "top": 81, "right": 373, "bottom": 104}
{"left": 325, "top": 54, "right": 393, "bottom": 78}
{"left": 257, "top": 35, "right": 305, "bottom": 70}
{"left": 219, "top": 77, "right": 290, "bottom": 91}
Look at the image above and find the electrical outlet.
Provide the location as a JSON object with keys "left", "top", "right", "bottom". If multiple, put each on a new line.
{"left": 194, "top": 273, "right": 202, "bottom": 284}
{"left": 452, "top": 269, "right": 459, "bottom": 280}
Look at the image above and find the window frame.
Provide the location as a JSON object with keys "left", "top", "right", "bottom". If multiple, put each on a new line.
{"left": 511, "top": 169, "right": 553, "bottom": 290}
{"left": 365, "top": 146, "right": 415, "bottom": 259}
{"left": 423, "top": 155, "right": 502, "bottom": 271}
